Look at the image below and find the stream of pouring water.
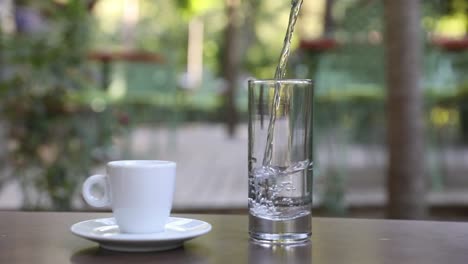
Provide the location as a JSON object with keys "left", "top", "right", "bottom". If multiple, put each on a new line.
{"left": 262, "top": 0, "right": 304, "bottom": 166}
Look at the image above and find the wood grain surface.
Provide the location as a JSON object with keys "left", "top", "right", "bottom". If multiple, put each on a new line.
{"left": 1, "top": 211, "right": 468, "bottom": 264}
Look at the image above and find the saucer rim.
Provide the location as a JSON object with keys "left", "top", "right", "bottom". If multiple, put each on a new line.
{"left": 70, "top": 216, "right": 212, "bottom": 242}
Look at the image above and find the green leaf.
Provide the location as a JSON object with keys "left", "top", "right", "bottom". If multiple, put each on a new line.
{"left": 176, "top": 0, "right": 221, "bottom": 19}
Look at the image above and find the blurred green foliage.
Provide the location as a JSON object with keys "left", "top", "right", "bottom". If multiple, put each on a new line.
{"left": 176, "top": 0, "right": 222, "bottom": 19}
{"left": 0, "top": 0, "right": 123, "bottom": 210}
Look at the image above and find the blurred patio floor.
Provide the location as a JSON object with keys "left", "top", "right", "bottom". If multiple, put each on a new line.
{"left": 1, "top": 123, "right": 468, "bottom": 217}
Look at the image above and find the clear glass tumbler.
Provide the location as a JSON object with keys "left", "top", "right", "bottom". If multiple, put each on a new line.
{"left": 248, "top": 79, "right": 314, "bottom": 243}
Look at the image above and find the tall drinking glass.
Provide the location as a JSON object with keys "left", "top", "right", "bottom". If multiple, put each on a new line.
{"left": 248, "top": 79, "right": 314, "bottom": 243}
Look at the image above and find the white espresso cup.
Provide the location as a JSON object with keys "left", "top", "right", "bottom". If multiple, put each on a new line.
{"left": 82, "top": 160, "right": 176, "bottom": 234}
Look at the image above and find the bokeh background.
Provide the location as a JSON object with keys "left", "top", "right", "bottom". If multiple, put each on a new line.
{"left": 0, "top": 0, "right": 468, "bottom": 220}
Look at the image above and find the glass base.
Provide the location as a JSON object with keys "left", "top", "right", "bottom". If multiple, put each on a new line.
{"left": 250, "top": 232, "right": 310, "bottom": 244}
{"left": 249, "top": 213, "right": 311, "bottom": 244}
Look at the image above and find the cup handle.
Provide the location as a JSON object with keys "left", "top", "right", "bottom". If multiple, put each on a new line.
{"left": 82, "top": 174, "right": 111, "bottom": 208}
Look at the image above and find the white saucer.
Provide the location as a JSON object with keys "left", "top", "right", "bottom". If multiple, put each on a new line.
{"left": 71, "top": 217, "right": 212, "bottom": 252}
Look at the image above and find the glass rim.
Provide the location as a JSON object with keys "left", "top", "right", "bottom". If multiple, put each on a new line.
{"left": 248, "top": 79, "right": 313, "bottom": 85}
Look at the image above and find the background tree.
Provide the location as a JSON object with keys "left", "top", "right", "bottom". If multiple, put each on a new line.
{"left": 323, "top": 0, "right": 335, "bottom": 37}
{"left": 384, "top": 0, "right": 427, "bottom": 219}
{"left": 221, "top": 0, "right": 241, "bottom": 137}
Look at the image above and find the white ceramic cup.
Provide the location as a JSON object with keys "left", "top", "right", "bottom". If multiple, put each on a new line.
{"left": 82, "top": 160, "right": 176, "bottom": 234}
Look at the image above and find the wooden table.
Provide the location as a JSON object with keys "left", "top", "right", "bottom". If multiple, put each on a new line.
{"left": 1, "top": 211, "right": 467, "bottom": 264}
